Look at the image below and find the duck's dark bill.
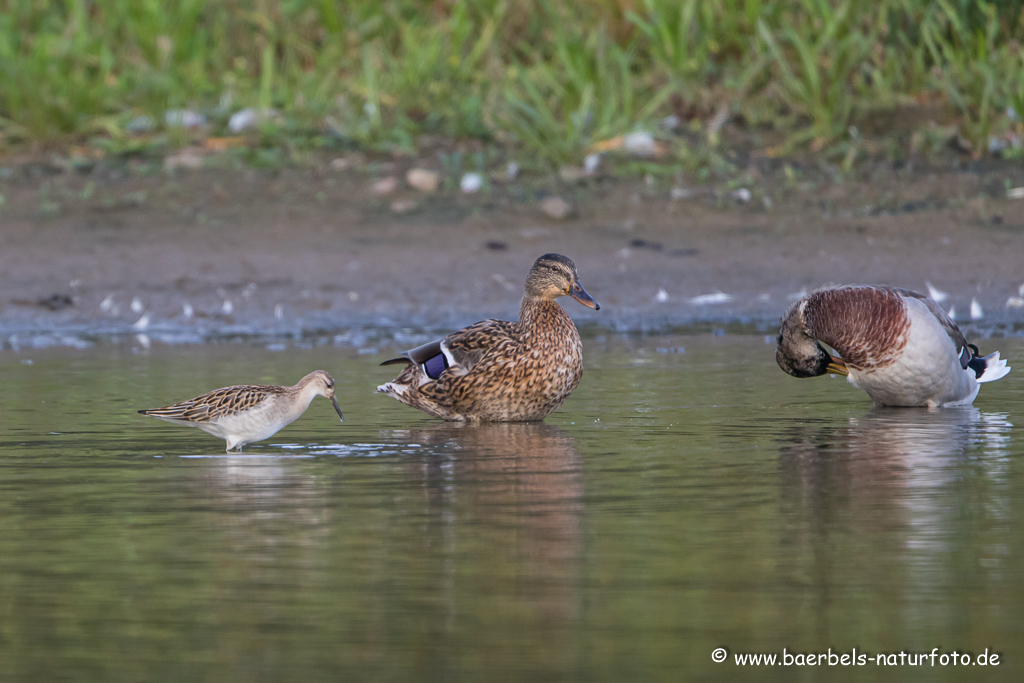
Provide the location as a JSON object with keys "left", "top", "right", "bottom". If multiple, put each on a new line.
{"left": 827, "top": 356, "right": 849, "bottom": 376}
{"left": 331, "top": 395, "right": 345, "bottom": 421}
{"left": 570, "top": 284, "right": 600, "bottom": 310}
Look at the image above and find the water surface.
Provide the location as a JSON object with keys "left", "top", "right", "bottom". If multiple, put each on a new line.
{"left": 1, "top": 333, "right": 1021, "bottom": 682}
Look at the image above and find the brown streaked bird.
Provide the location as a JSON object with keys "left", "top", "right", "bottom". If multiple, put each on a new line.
{"left": 138, "top": 370, "right": 344, "bottom": 451}
{"left": 776, "top": 285, "right": 1010, "bottom": 407}
{"left": 376, "top": 253, "right": 600, "bottom": 421}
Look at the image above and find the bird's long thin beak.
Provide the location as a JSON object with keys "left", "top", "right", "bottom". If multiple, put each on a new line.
{"left": 827, "top": 355, "right": 849, "bottom": 376}
{"left": 569, "top": 283, "right": 600, "bottom": 310}
{"left": 330, "top": 395, "right": 345, "bottom": 422}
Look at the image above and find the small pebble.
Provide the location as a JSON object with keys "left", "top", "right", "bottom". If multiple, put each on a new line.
{"left": 460, "top": 172, "right": 483, "bottom": 194}
{"left": 228, "top": 108, "right": 258, "bottom": 133}
{"left": 371, "top": 177, "right": 399, "bottom": 195}
{"left": 623, "top": 131, "right": 658, "bottom": 157}
{"left": 538, "top": 196, "right": 574, "bottom": 220}
{"left": 164, "top": 150, "right": 205, "bottom": 170}
{"left": 164, "top": 109, "right": 206, "bottom": 128}
{"left": 228, "top": 108, "right": 277, "bottom": 134}
{"left": 390, "top": 199, "right": 419, "bottom": 214}
{"left": 38, "top": 294, "right": 74, "bottom": 311}
{"left": 731, "top": 188, "right": 752, "bottom": 203}
{"left": 407, "top": 168, "right": 440, "bottom": 193}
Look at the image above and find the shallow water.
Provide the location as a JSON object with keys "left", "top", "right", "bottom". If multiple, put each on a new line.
{"left": 1, "top": 333, "right": 1022, "bottom": 682}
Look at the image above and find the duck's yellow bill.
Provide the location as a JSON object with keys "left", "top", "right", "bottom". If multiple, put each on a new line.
{"left": 827, "top": 356, "right": 849, "bottom": 376}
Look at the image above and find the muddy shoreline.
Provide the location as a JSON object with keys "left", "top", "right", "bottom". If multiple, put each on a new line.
{"left": 2, "top": 160, "right": 1023, "bottom": 346}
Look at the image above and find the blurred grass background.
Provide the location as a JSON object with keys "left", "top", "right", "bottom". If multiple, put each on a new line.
{"left": 0, "top": 0, "right": 1022, "bottom": 168}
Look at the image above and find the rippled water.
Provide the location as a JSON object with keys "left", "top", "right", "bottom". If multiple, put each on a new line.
{"left": 1, "top": 332, "right": 1021, "bottom": 682}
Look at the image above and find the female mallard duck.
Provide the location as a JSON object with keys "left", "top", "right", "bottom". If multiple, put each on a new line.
{"left": 776, "top": 285, "right": 1010, "bottom": 407}
{"left": 376, "top": 253, "right": 600, "bottom": 421}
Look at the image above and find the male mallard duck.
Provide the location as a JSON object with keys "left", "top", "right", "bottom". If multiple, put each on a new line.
{"left": 776, "top": 285, "right": 1010, "bottom": 407}
{"left": 377, "top": 253, "right": 600, "bottom": 421}
{"left": 139, "top": 370, "right": 344, "bottom": 451}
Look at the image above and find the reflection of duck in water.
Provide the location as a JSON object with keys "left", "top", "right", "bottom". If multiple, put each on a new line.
{"left": 780, "top": 407, "right": 1012, "bottom": 475}
{"left": 385, "top": 422, "right": 584, "bottom": 612}
{"left": 389, "top": 422, "right": 583, "bottom": 513}
{"left": 377, "top": 254, "right": 599, "bottom": 421}
{"left": 778, "top": 407, "right": 1012, "bottom": 544}
{"left": 776, "top": 408, "right": 1013, "bottom": 604}
{"left": 776, "top": 286, "right": 1009, "bottom": 407}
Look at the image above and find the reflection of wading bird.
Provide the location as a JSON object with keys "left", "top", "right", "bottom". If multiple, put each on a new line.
{"left": 776, "top": 286, "right": 1010, "bottom": 407}
{"left": 139, "top": 370, "right": 344, "bottom": 451}
{"left": 377, "top": 253, "right": 600, "bottom": 421}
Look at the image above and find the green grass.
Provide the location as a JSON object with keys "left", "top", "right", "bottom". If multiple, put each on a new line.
{"left": 0, "top": 0, "right": 1022, "bottom": 169}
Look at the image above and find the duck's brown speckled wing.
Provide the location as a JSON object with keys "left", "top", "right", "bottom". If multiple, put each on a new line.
{"left": 443, "top": 319, "right": 519, "bottom": 372}
{"left": 141, "top": 384, "right": 286, "bottom": 422}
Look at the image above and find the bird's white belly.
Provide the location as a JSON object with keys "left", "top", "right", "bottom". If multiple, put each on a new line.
{"left": 848, "top": 307, "right": 976, "bottom": 407}
{"left": 200, "top": 401, "right": 297, "bottom": 444}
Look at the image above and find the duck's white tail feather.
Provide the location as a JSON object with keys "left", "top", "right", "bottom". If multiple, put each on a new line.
{"left": 976, "top": 351, "right": 1011, "bottom": 383}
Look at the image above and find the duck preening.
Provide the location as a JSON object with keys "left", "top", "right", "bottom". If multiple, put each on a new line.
{"left": 777, "top": 285, "right": 1010, "bottom": 407}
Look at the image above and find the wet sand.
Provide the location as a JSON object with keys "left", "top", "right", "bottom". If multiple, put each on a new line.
{"left": 1, "top": 161, "right": 1023, "bottom": 341}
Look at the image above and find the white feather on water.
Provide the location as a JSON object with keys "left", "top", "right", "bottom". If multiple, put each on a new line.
{"left": 970, "top": 298, "right": 984, "bottom": 320}
{"left": 925, "top": 281, "right": 948, "bottom": 303}
{"left": 132, "top": 312, "right": 151, "bottom": 331}
{"left": 689, "top": 291, "right": 733, "bottom": 305}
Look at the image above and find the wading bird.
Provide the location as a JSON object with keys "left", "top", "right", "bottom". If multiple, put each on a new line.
{"left": 139, "top": 370, "right": 344, "bottom": 451}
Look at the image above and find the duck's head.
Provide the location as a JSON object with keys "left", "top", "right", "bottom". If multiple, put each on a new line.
{"left": 525, "top": 253, "right": 600, "bottom": 310}
{"left": 307, "top": 370, "right": 345, "bottom": 421}
{"left": 776, "top": 301, "right": 848, "bottom": 378}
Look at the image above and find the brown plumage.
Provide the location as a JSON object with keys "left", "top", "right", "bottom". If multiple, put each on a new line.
{"left": 777, "top": 285, "right": 1009, "bottom": 407}
{"left": 800, "top": 286, "right": 910, "bottom": 371}
{"left": 376, "top": 253, "right": 600, "bottom": 421}
{"left": 139, "top": 370, "right": 344, "bottom": 451}
{"left": 141, "top": 384, "right": 291, "bottom": 423}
